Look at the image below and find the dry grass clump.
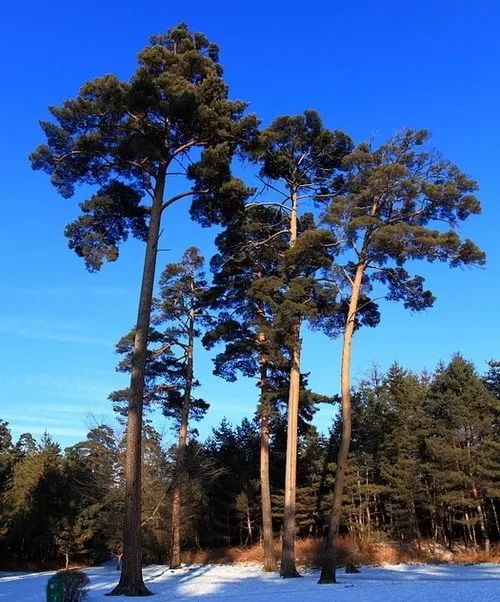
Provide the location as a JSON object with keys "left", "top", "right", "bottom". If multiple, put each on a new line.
{"left": 182, "top": 536, "right": 499, "bottom": 568}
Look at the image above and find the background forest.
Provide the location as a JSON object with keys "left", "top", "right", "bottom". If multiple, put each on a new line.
{"left": 1, "top": 355, "right": 499, "bottom": 569}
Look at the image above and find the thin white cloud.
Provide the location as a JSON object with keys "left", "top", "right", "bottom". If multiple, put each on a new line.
{"left": 9, "top": 424, "right": 89, "bottom": 438}
{"left": 0, "top": 316, "right": 112, "bottom": 347}
{"left": 4, "top": 285, "right": 132, "bottom": 298}
{"left": 0, "top": 372, "right": 127, "bottom": 409}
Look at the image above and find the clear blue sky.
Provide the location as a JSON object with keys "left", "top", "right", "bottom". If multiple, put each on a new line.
{"left": 1, "top": 1, "right": 499, "bottom": 448}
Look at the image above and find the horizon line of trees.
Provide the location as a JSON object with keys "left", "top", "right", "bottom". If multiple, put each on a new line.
{"left": 27, "top": 22, "right": 489, "bottom": 592}
{"left": 1, "top": 356, "right": 498, "bottom": 571}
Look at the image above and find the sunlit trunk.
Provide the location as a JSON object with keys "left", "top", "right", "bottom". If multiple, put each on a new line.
{"left": 319, "top": 260, "right": 366, "bottom": 584}
{"left": 109, "top": 167, "right": 166, "bottom": 596}
{"left": 170, "top": 302, "right": 195, "bottom": 568}
{"left": 259, "top": 334, "right": 276, "bottom": 571}
{"left": 280, "top": 189, "right": 302, "bottom": 578}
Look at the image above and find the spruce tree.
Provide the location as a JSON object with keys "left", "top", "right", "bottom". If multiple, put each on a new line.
{"left": 424, "top": 355, "right": 500, "bottom": 552}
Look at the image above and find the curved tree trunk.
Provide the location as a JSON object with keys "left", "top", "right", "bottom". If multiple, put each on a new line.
{"left": 280, "top": 189, "right": 302, "bottom": 578}
{"left": 319, "top": 261, "right": 365, "bottom": 584}
{"left": 259, "top": 339, "right": 276, "bottom": 571}
{"left": 108, "top": 168, "right": 166, "bottom": 596}
{"left": 170, "top": 305, "right": 195, "bottom": 569}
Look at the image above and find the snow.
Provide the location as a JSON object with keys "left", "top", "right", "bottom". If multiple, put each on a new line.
{"left": 1, "top": 563, "right": 499, "bottom": 601}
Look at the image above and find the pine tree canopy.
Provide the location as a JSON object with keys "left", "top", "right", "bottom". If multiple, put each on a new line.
{"left": 30, "top": 23, "right": 257, "bottom": 270}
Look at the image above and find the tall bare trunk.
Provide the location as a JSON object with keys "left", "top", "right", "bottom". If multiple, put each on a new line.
{"left": 109, "top": 168, "right": 166, "bottom": 596}
{"left": 472, "top": 483, "right": 490, "bottom": 554}
{"left": 490, "top": 498, "right": 500, "bottom": 537}
{"left": 280, "top": 189, "right": 302, "bottom": 578}
{"left": 280, "top": 332, "right": 301, "bottom": 577}
{"left": 319, "top": 260, "right": 365, "bottom": 584}
{"left": 259, "top": 334, "right": 276, "bottom": 571}
{"left": 170, "top": 304, "right": 195, "bottom": 569}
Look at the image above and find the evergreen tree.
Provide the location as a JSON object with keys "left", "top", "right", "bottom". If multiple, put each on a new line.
{"left": 204, "top": 203, "right": 292, "bottom": 570}
{"left": 249, "top": 110, "right": 352, "bottom": 577}
{"left": 155, "top": 248, "right": 210, "bottom": 568}
{"left": 319, "top": 129, "right": 485, "bottom": 583}
{"left": 30, "top": 23, "right": 255, "bottom": 595}
{"left": 424, "top": 355, "right": 500, "bottom": 552}
{"left": 111, "top": 248, "right": 209, "bottom": 568}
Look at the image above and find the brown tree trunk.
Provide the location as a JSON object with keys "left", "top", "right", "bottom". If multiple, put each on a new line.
{"left": 490, "top": 498, "right": 500, "bottom": 537}
{"left": 280, "top": 333, "right": 301, "bottom": 578}
{"left": 319, "top": 260, "right": 365, "bottom": 584}
{"left": 472, "top": 483, "right": 490, "bottom": 554}
{"left": 170, "top": 304, "right": 195, "bottom": 569}
{"left": 108, "top": 168, "right": 166, "bottom": 596}
{"left": 259, "top": 340, "right": 276, "bottom": 571}
{"left": 280, "top": 189, "right": 302, "bottom": 578}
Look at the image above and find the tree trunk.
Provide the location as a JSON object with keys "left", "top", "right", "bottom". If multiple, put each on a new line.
{"left": 108, "top": 168, "right": 166, "bottom": 596}
{"left": 319, "top": 260, "right": 365, "bottom": 584}
{"left": 170, "top": 303, "right": 195, "bottom": 569}
{"left": 490, "top": 498, "right": 500, "bottom": 537}
{"left": 464, "top": 510, "right": 474, "bottom": 545}
{"left": 280, "top": 189, "right": 302, "bottom": 579}
{"left": 472, "top": 483, "right": 490, "bottom": 554}
{"left": 280, "top": 332, "right": 301, "bottom": 578}
{"left": 247, "top": 507, "right": 253, "bottom": 543}
{"left": 259, "top": 343, "right": 276, "bottom": 571}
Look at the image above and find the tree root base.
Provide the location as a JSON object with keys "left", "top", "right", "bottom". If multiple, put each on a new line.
{"left": 106, "top": 584, "right": 153, "bottom": 596}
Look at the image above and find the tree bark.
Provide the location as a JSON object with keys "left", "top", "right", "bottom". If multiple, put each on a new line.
{"left": 108, "top": 168, "right": 166, "bottom": 596}
{"left": 472, "top": 483, "right": 490, "bottom": 554}
{"left": 170, "top": 303, "right": 195, "bottom": 568}
{"left": 280, "top": 333, "right": 301, "bottom": 578}
{"left": 259, "top": 337, "right": 276, "bottom": 571}
{"left": 490, "top": 498, "right": 500, "bottom": 537}
{"left": 319, "top": 260, "right": 365, "bottom": 584}
{"left": 280, "top": 189, "right": 302, "bottom": 578}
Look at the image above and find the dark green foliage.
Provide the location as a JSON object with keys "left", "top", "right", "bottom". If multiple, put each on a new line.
{"left": 30, "top": 22, "right": 257, "bottom": 271}
{"left": 253, "top": 110, "right": 352, "bottom": 186}
{"left": 246, "top": 111, "right": 355, "bottom": 349}
{"left": 0, "top": 356, "right": 499, "bottom": 568}
{"left": 110, "top": 247, "right": 210, "bottom": 425}
{"left": 47, "top": 569, "right": 89, "bottom": 602}
{"left": 64, "top": 182, "right": 148, "bottom": 271}
{"left": 203, "top": 418, "right": 261, "bottom": 547}
{"left": 323, "top": 129, "right": 486, "bottom": 315}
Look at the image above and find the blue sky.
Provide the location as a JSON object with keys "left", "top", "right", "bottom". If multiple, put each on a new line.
{"left": 1, "top": 1, "right": 499, "bottom": 448}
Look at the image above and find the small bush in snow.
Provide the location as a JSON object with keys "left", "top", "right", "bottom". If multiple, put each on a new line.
{"left": 46, "top": 569, "right": 89, "bottom": 601}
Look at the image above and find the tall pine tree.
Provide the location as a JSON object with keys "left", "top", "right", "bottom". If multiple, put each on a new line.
{"left": 30, "top": 23, "right": 255, "bottom": 595}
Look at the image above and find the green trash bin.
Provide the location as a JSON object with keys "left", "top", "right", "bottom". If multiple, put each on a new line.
{"left": 46, "top": 578, "right": 65, "bottom": 602}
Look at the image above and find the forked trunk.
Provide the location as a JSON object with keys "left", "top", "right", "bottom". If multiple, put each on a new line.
{"left": 280, "top": 189, "right": 302, "bottom": 579}
{"left": 319, "top": 260, "right": 365, "bottom": 584}
{"left": 108, "top": 169, "right": 166, "bottom": 596}
{"left": 170, "top": 304, "right": 195, "bottom": 569}
{"left": 259, "top": 337, "right": 276, "bottom": 571}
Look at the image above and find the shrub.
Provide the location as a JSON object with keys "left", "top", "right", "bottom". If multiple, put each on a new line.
{"left": 46, "top": 569, "right": 89, "bottom": 602}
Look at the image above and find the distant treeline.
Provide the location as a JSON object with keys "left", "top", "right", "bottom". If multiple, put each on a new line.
{"left": 0, "top": 354, "right": 498, "bottom": 569}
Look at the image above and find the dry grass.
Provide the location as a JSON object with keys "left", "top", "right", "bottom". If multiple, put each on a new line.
{"left": 182, "top": 536, "right": 500, "bottom": 568}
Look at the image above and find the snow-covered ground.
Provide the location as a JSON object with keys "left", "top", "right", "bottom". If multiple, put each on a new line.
{"left": 1, "top": 563, "right": 499, "bottom": 601}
